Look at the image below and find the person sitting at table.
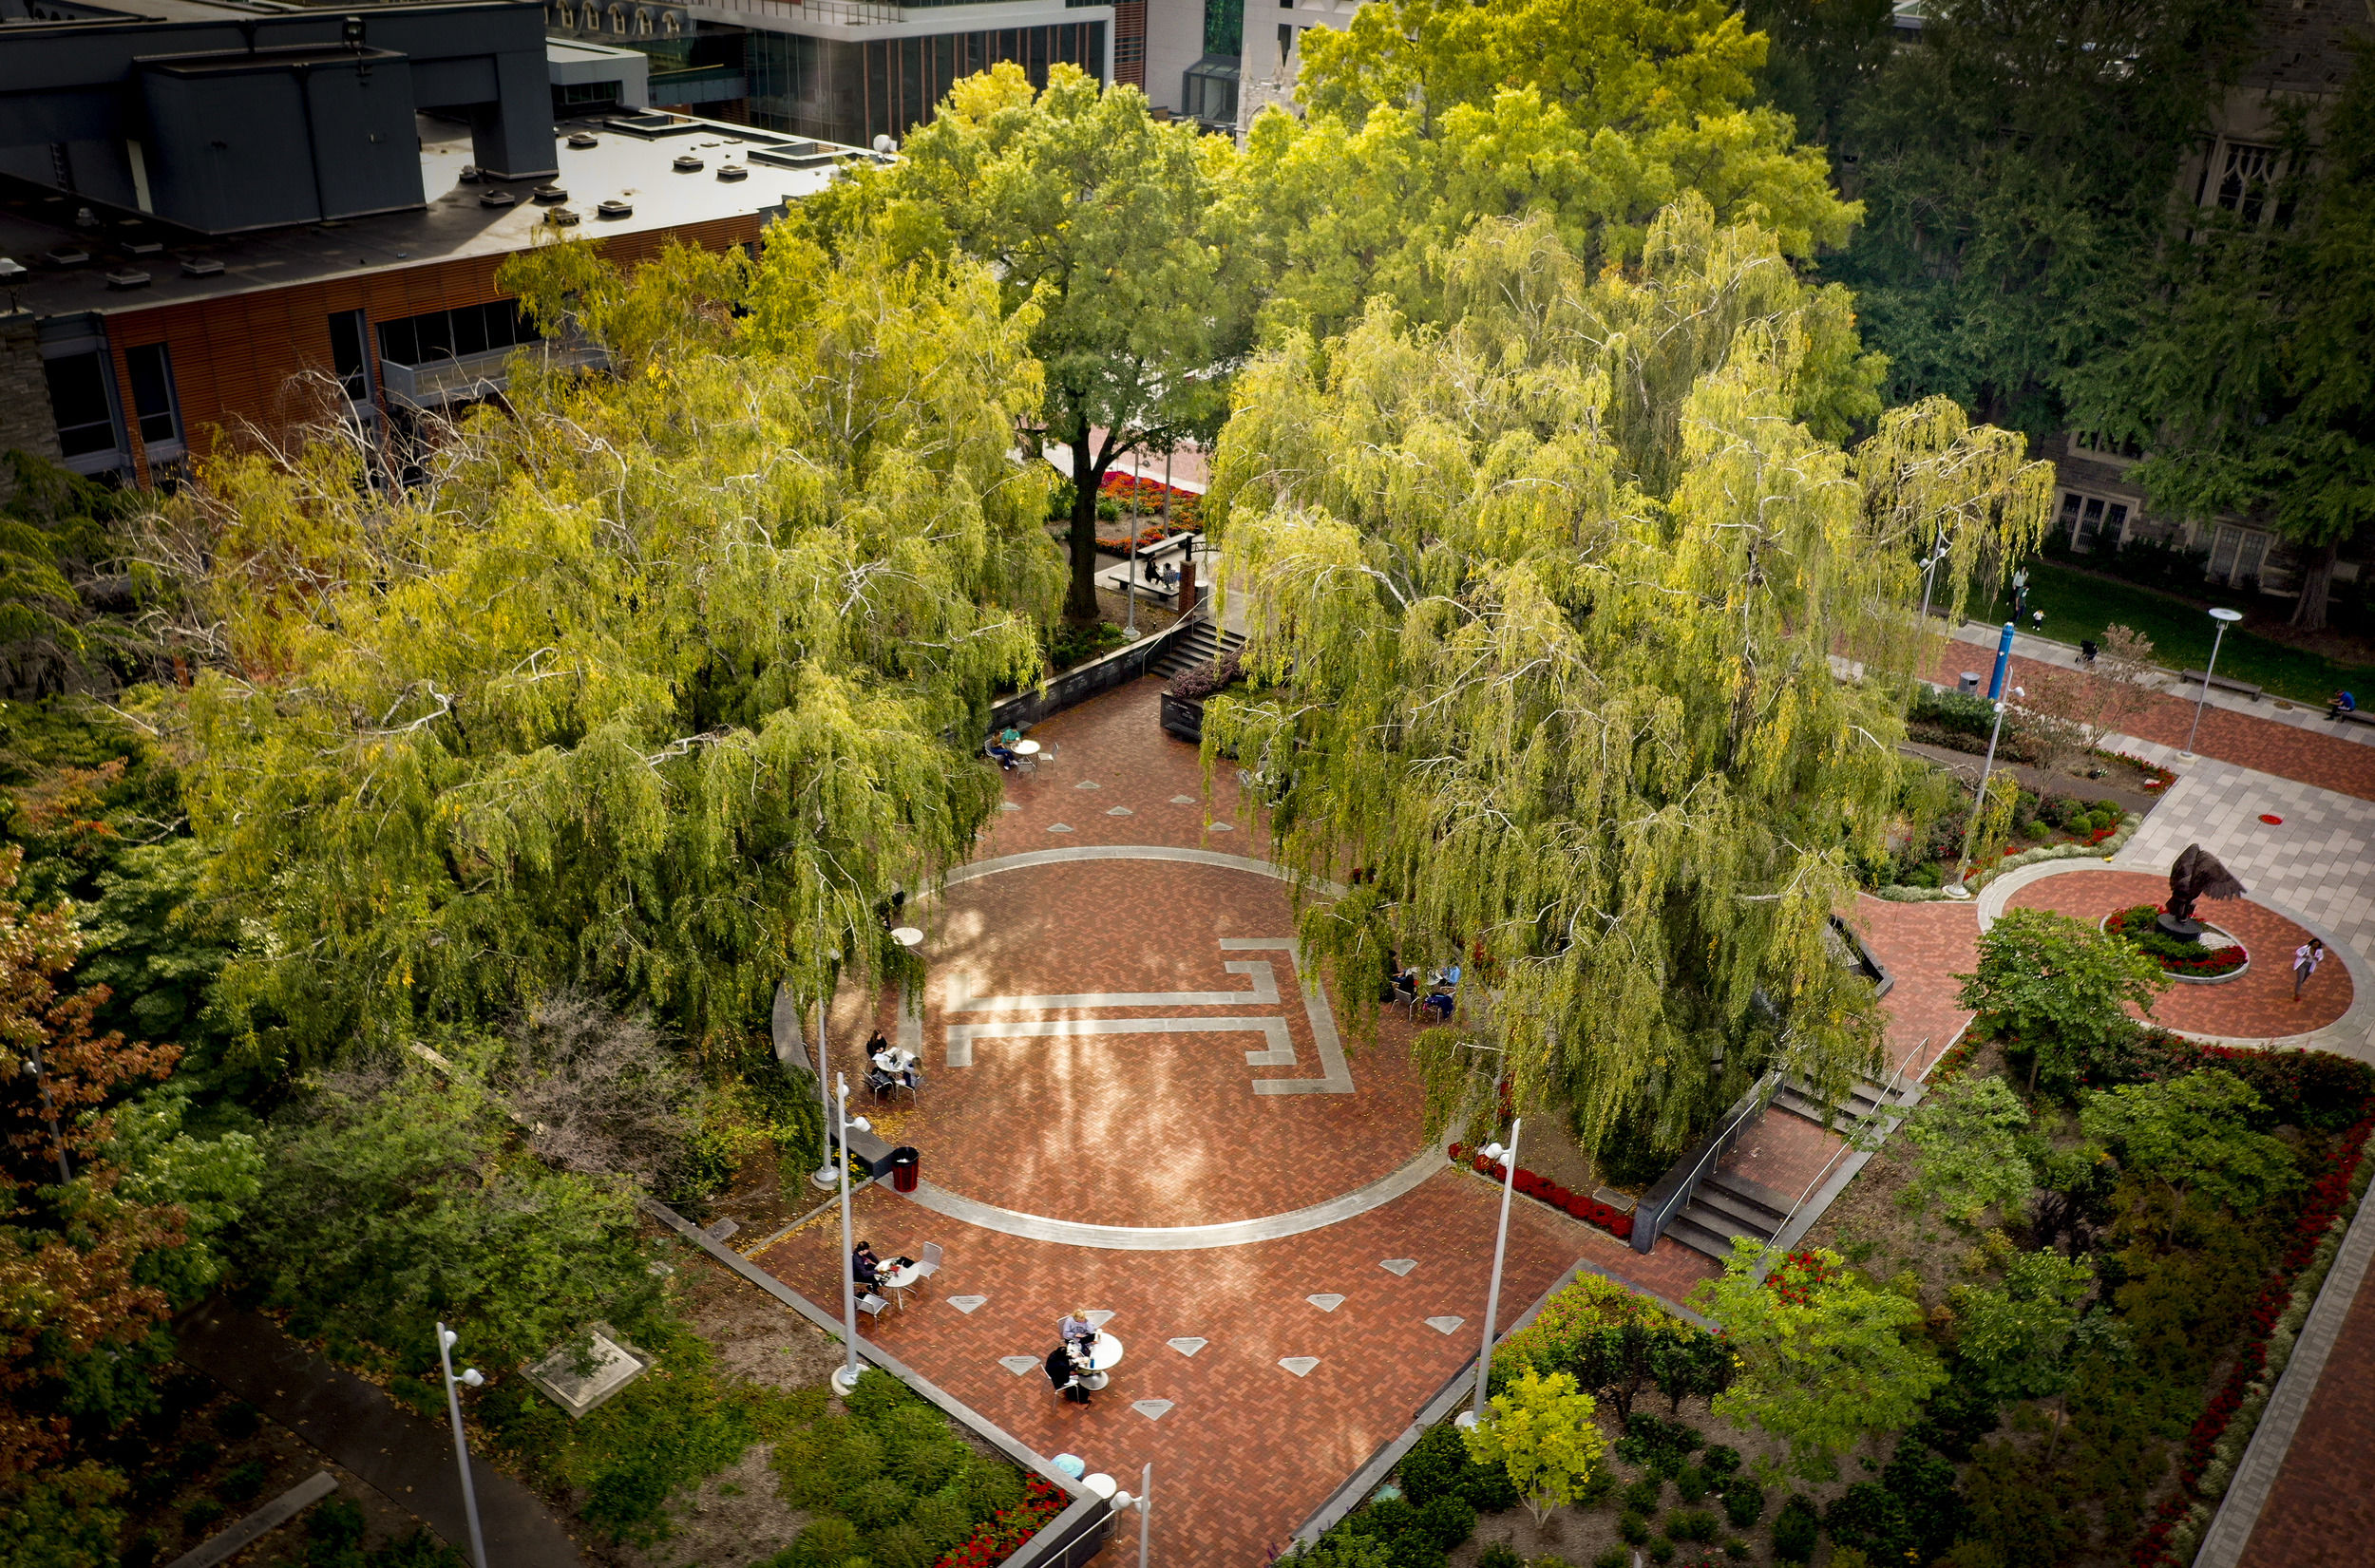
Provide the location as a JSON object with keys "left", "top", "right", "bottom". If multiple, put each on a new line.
{"left": 1389, "top": 961, "right": 1420, "bottom": 1009}
{"left": 871, "top": 1033, "right": 921, "bottom": 1090}
{"left": 852, "top": 1240, "right": 883, "bottom": 1292}
{"left": 1044, "top": 1343, "right": 1092, "bottom": 1405}
{"left": 985, "top": 735, "right": 1018, "bottom": 770}
{"left": 1058, "top": 1309, "right": 1097, "bottom": 1349}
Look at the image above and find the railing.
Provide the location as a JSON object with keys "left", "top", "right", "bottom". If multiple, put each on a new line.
{"left": 685, "top": 0, "right": 902, "bottom": 25}
{"left": 1751, "top": 1034, "right": 1937, "bottom": 1280}
{"left": 1630, "top": 1070, "right": 1780, "bottom": 1254}
{"left": 377, "top": 342, "right": 608, "bottom": 410}
{"left": 988, "top": 612, "right": 1202, "bottom": 735}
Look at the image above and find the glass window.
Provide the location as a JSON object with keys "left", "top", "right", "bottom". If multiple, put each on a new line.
{"left": 124, "top": 343, "right": 179, "bottom": 446}
{"left": 1202, "top": 0, "right": 1241, "bottom": 57}
{"left": 451, "top": 302, "right": 490, "bottom": 358}
{"left": 330, "top": 310, "right": 370, "bottom": 400}
{"left": 378, "top": 315, "right": 419, "bottom": 367}
{"left": 43, "top": 351, "right": 118, "bottom": 459}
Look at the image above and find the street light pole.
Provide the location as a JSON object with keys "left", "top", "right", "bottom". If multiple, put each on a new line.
{"left": 831, "top": 1071, "right": 872, "bottom": 1396}
{"left": 1945, "top": 686, "right": 2022, "bottom": 900}
{"left": 1123, "top": 473, "right": 1141, "bottom": 642}
{"left": 1915, "top": 525, "right": 1949, "bottom": 624}
{"left": 434, "top": 1324, "right": 489, "bottom": 1568}
{"left": 2181, "top": 607, "right": 2244, "bottom": 759}
{"left": 1458, "top": 1118, "right": 1521, "bottom": 1427}
{"left": 809, "top": 997, "right": 838, "bottom": 1191}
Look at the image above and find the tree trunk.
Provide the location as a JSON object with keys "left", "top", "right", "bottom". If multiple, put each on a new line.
{"left": 2290, "top": 540, "right": 2338, "bottom": 632}
{"left": 1064, "top": 435, "right": 1106, "bottom": 623}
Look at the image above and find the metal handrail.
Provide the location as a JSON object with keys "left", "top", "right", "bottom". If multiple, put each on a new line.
{"left": 1754, "top": 1035, "right": 1934, "bottom": 1275}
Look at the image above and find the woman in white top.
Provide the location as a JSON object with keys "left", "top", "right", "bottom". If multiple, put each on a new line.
{"left": 871, "top": 1034, "right": 920, "bottom": 1087}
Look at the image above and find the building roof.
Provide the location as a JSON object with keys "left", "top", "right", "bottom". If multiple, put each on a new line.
{"left": 0, "top": 112, "right": 862, "bottom": 320}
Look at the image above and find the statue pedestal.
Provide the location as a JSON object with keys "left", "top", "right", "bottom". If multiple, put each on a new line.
{"left": 2156, "top": 914, "right": 2205, "bottom": 941}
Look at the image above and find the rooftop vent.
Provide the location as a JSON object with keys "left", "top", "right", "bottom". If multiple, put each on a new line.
{"left": 598, "top": 198, "right": 634, "bottom": 218}
{"left": 568, "top": 131, "right": 600, "bottom": 148}
{"left": 40, "top": 249, "right": 89, "bottom": 268}
{"left": 716, "top": 164, "right": 747, "bottom": 181}
{"left": 104, "top": 268, "right": 152, "bottom": 290}
{"left": 672, "top": 154, "right": 703, "bottom": 172}
{"left": 461, "top": 165, "right": 482, "bottom": 183}
{"left": 533, "top": 186, "right": 569, "bottom": 204}
{"left": 125, "top": 241, "right": 163, "bottom": 257}
{"left": 545, "top": 207, "right": 581, "bottom": 227}
{"left": 180, "top": 257, "right": 224, "bottom": 277}
{"left": 481, "top": 190, "right": 519, "bottom": 208}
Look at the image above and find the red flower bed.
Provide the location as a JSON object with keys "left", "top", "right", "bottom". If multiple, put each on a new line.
{"left": 1761, "top": 1248, "right": 1834, "bottom": 1307}
{"left": 2105, "top": 904, "right": 2249, "bottom": 976}
{"left": 2133, "top": 1105, "right": 2375, "bottom": 1566}
{"left": 1448, "top": 1143, "right": 1633, "bottom": 1239}
{"left": 934, "top": 1476, "right": 1069, "bottom": 1568}
{"left": 1097, "top": 473, "right": 1202, "bottom": 533}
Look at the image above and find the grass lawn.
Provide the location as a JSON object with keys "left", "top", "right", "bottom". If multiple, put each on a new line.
{"left": 1995, "top": 558, "right": 2375, "bottom": 705}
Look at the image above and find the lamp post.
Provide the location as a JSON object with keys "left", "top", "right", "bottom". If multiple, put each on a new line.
{"left": 830, "top": 1071, "right": 873, "bottom": 1396}
{"left": 1122, "top": 473, "right": 1142, "bottom": 642}
{"left": 1109, "top": 1463, "right": 1151, "bottom": 1567}
{"left": 809, "top": 996, "right": 839, "bottom": 1191}
{"left": 434, "top": 1325, "right": 489, "bottom": 1568}
{"left": 1455, "top": 1120, "right": 1521, "bottom": 1428}
{"left": 1915, "top": 526, "right": 1952, "bottom": 624}
{"left": 2181, "top": 607, "right": 2244, "bottom": 759}
{"left": 1944, "top": 686, "right": 2023, "bottom": 900}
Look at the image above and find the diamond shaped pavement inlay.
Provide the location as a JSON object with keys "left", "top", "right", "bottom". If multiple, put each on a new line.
{"left": 1380, "top": 1258, "right": 1418, "bottom": 1276}
{"left": 1107, "top": 806, "right": 1134, "bottom": 816}
{"left": 999, "top": 1356, "right": 1039, "bottom": 1375}
{"left": 1307, "top": 1294, "right": 1346, "bottom": 1313}
{"left": 1208, "top": 822, "right": 1234, "bottom": 832}
{"left": 1425, "top": 1315, "right": 1466, "bottom": 1335}
{"left": 1046, "top": 823, "right": 1074, "bottom": 834}
{"left": 1131, "top": 1399, "right": 1174, "bottom": 1421}
{"left": 1279, "top": 1357, "right": 1320, "bottom": 1377}
{"left": 1074, "top": 780, "right": 1103, "bottom": 790}
{"left": 1169, "top": 794, "right": 1198, "bottom": 804}
{"left": 1084, "top": 1310, "right": 1117, "bottom": 1329}
{"left": 999, "top": 803, "right": 1021, "bottom": 812}
{"left": 1167, "top": 1337, "right": 1208, "bottom": 1356}
{"left": 947, "top": 1295, "right": 988, "bottom": 1313}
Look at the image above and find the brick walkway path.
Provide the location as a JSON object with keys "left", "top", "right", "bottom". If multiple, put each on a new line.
{"left": 769, "top": 678, "right": 1599, "bottom": 1566}
{"left": 2233, "top": 1261, "right": 2375, "bottom": 1568}
{"left": 2001, "top": 869, "right": 2352, "bottom": 1037}
{"left": 1925, "top": 644, "right": 2375, "bottom": 801}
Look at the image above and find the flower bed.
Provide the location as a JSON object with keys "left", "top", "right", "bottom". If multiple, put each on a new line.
{"left": 934, "top": 1476, "right": 1068, "bottom": 1568}
{"left": 1449, "top": 1143, "right": 1634, "bottom": 1239}
{"left": 1094, "top": 473, "right": 1202, "bottom": 550}
{"left": 2103, "top": 903, "right": 2249, "bottom": 979}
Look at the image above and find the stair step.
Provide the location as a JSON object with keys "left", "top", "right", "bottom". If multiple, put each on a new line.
{"left": 1663, "top": 1210, "right": 1738, "bottom": 1262}
{"left": 1687, "top": 1180, "right": 1787, "bottom": 1238}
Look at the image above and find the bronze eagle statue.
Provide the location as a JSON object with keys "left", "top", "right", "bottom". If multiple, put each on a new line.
{"left": 2165, "top": 844, "right": 2247, "bottom": 928}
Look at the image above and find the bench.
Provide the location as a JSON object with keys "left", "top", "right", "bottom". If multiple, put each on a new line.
{"left": 829, "top": 1120, "right": 917, "bottom": 1181}
{"left": 2335, "top": 707, "right": 2375, "bottom": 728}
{"left": 1094, "top": 535, "right": 1199, "bottom": 605}
{"left": 2180, "top": 669, "right": 2262, "bottom": 700}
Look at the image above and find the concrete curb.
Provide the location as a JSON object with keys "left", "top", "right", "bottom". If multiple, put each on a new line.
{"left": 164, "top": 1471, "right": 337, "bottom": 1568}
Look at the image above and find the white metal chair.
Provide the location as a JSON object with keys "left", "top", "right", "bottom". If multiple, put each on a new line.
{"left": 856, "top": 1292, "right": 889, "bottom": 1323}
{"left": 911, "top": 1241, "right": 943, "bottom": 1284}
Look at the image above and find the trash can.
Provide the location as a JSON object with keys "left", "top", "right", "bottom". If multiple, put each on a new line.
{"left": 1959, "top": 671, "right": 1981, "bottom": 695}
{"left": 890, "top": 1147, "right": 921, "bottom": 1193}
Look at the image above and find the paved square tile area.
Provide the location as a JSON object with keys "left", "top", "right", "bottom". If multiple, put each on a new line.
{"left": 758, "top": 1174, "right": 1582, "bottom": 1567}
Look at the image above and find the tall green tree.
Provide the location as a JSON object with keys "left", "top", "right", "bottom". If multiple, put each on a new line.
{"left": 804, "top": 63, "right": 1253, "bottom": 620}
{"left": 1956, "top": 909, "right": 2165, "bottom": 1095}
{"left": 143, "top": 236, "right": 1060, "bottom": 1070}
{"left": 1207, "top": 206, "right": 2046, "bottom": 1152}
{"left": 2068, "top": 43, "right": 2375, "bottom": 628}
{"left": 1698, "top": 1241, "right": 1945, "bottom": 1483}
{"left": 1240, "top": 0, "right": 1861, "bottom": 344}
{"left": 1900, "top": 1073, "right": 2034, "bottom": 1225}
{"left": 1817, "top": 0, "right": 2257, "bottom": 434}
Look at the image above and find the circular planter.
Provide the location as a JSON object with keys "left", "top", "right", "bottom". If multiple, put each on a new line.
{"left": 2100, "top": 908, "right": 2251, "bottom": 984}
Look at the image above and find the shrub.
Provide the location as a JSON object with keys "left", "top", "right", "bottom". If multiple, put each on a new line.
{"left": 1824, "top": 1483, "right": 1912, "bottom": 1562}
{"left": 910, "top": 1492, "right": 971, "bottom": 1551}
{"left": 1575, "top": 1467, "right": 1617, "bottom": 1508}
{"left": 173, "top": 1441, "right": 220, "bottom": 1477}
{"left": 786, "top": 1517, "right": 859, "bottom": 1568}
{"left": 1475, "top": 1544, "right": 1523, "bottom": 1568}
{"left": 1771, "top": 1495, "right": 1819, "bottom": 1563}
{"left": 868, "top": 1521, "right": 933, "bottom": 1568}
{"left": 217, "top": 1403, "right": 263, "bottom": 1442}
{"left": 1720, "top": 1479, "right": 1765, "bottom": 1529}
{"left": 1416, "top": 1494, "right": 1476, "bottom": 1548}
{"left": 888, "top": 1432, "right": 964, "bottom": 1495}
{"left": 1622, "top": 1479, "right": 1663, "bottom": 1514}
{"left": 183, "top": 1499, "right": 227, "bottom": 1531}
{"left": 845, "top": 1476, "right": 913, "bottom": 1530}
{"left": 845, "top": 1368, "right": 924, "bottom": 1426}
{"left": 219, "top": 1460, "right": 269, "bottom": 1505}
{"left": 1594, "top": 1553, "right": 1629, "bottom": 1568}
{"left": 1461, "top": 1454, "right": 1521, "bottom": 1514}
{"left": 1724, "top": 1541, "right": 1751, "bottom": 1561}
{"left": 1614, "top": 1413, "right": 1701, "bottom": 1475}
{"left": 1646, "top": 1540, "right": 1675, "bottom": 1565}
{"left": 1620, "top": 1511, "right": 1651, "bottom": 1544}
{"left": 960, "top": 1453, "right": 1024, "bottom": 1521}
{"left": 1673, "top": 1465, "right": 1709, "bottom": 1503}
{"left": 1667, "top": 1508, "right": 1719, "bottom": 1543}
{"left": 1396, "top": 1424, "right": 1469, "bottom": 1505}
{"left": 1698, "top": 1444, "right": 1740, "bottom": 1478}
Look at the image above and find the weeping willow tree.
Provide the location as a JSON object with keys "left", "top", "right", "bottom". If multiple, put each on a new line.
{"left": 142, "top": 236, "right": 1061, "bottom": 1072}
{"left": 1206, "top": 200, "right": 2049, "bottom": 1157}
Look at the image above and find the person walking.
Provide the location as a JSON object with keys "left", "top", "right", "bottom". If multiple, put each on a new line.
{"left": 2293, "top": 938, "right": 2326, "bottom": 1000}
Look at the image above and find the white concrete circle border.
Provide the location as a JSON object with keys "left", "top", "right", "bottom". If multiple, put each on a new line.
{"left": 1978, "top": 858, "right": 2373, "bottom": 1060}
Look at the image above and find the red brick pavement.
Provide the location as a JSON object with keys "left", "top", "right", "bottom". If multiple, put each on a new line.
{"left": 758, "top": 1174, "right": 1580, "bottom": 1568}
{"left": 2235, "top": 1264, "right": 2375, "bottom": 1568}
{"left": 867, "top": 857, "right": 1430, "bottom": 1228}
{"left": 1926, "top": 646, "right": 2375, "bottom": 802}
{"left": 979, "top": 675, "right": 1262, "bottom": 856}
{"left": 2003, "top": 869, "right": 2352, "bottom": 1037}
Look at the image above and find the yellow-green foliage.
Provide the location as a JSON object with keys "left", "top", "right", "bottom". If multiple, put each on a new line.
{"left": 1460, "top": 1364, "right": 1606, "bottom": 1525}
{"left": 148, "top": 236, "right": 1062, "bottom": 1070}
{"left": 1208, "top": 204, "right": 2049, "bottom": 1153}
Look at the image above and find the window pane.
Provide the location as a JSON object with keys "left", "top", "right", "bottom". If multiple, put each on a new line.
{"left": 451, "top": 305, "right": 489, "bottom": 358}
{"left": 415, "top": 311, "right": 453, "bottom": 362}
{"left": 330, "top": 311, "right": 369, "bottom": 398}
{"left": 124, "top": 343, "right": 178, "bottom": 445}
{"left": 379, "top": 317, "right": 419, "bottom": 367}
{"left": 43, "top": 352, "right": 117, "bottom": 458}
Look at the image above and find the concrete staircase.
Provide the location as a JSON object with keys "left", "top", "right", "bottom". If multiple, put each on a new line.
{"left": 1771, "top": 1073, "right": 1917, "bottom": 1139}
{"left": 1666, "top": 1169, "right": 1796, "bottom": 1263}
{"left": 1150, "top": 616, "right": 1245, "bottom": 684}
